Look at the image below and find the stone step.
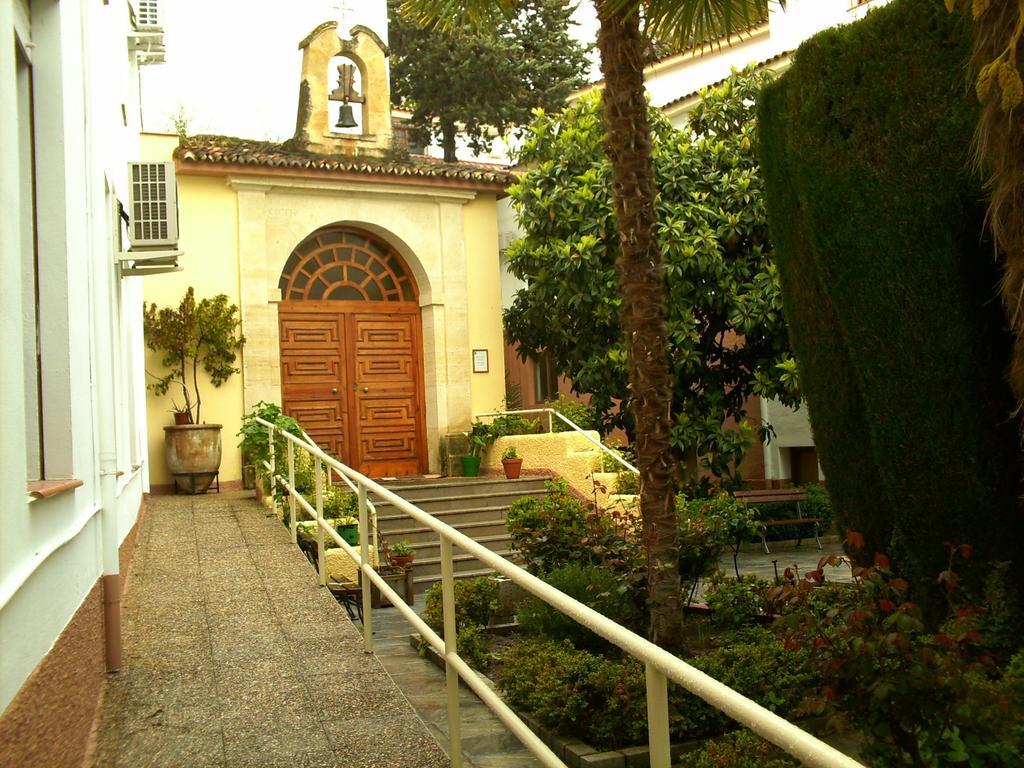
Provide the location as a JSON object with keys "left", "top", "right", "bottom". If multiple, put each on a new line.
{"left": 411, "top": 552, "right": 516, "bottom": 593}
{"left": 378, "top": 476, "right": 551, "bottom": 502}
{"left": 378, "top": 518, "right": 511, "bottom": 544}
{"left": 377, "top": 504, "right": 513, "bottom": 531}
{"left": 406, "top": 533, "right": 511, "bottom": 562}
{"left": 373, "top": 488, "right": 547, "bottom": 515}
{"left": 371, "top": 475, "right": 550, "bottom": 594}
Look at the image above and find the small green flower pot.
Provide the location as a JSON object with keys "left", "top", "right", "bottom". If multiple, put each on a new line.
{"left": 338, "top": 524, "right": 359, "bottom": 546}
{"left": 461, "top": 455, "right": 482, "bottom": 477}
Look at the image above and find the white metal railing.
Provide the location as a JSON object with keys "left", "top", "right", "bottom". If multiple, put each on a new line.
{"left": 297, "top": 428, "right": 379, "bottom": 556}
{"left": 254, "top": 416, "right": 864, "bottom": 768}
{"left": 474, "top": 407, "right": 639, "bottom": 474}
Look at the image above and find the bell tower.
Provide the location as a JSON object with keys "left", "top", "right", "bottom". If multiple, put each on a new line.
{"left": 289, "top": 20, "right": 393, "bottom": 156}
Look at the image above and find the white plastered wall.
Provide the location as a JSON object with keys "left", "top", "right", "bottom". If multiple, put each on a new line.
{"left": 0, "top": 0, "right": 149, "bottom": 713}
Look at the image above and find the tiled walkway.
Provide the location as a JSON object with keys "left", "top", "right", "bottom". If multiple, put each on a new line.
{"left": 371, "top": 597, "right": 542, "bottom": 768}
{"left": 91, "top": 492, "right": 448, "bottom": 768}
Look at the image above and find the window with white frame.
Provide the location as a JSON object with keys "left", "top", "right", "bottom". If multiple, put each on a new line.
{"left": 16, "top": 39, "right": 43, "bottom": 480}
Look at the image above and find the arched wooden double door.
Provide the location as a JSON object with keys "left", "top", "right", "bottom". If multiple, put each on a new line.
{"left": 278, "top": 226, "right": 427, "bottom": 477}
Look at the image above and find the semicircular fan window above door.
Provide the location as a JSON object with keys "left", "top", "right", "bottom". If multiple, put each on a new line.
{"left": 278, "top": 227, "right": 417, "bottom": 303}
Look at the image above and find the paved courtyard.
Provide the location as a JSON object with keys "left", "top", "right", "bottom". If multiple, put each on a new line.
{"left": 725, "top": 538, "right": 851, "bottom": 584}
{"left": 91, "top": 492, "right": 448, "bottom": 768}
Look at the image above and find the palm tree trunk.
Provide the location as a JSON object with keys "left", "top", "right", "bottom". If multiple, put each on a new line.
{"left": 968, "top": 3, "right": 1024, "bottom": 499}
{"left": 594, "top": 1, "right": 683, "bottom": 648}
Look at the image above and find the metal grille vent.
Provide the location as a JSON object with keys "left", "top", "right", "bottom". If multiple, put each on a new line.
{"left": 137, "top": 0, "right": 159, "bottom": 28}
{"left": 127, "top": 162, "right": 178, "bottom": 248}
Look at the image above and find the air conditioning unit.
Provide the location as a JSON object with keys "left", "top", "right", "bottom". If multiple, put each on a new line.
{"left": 135, "top": 0, "right": 160, "bottom": 29}
{"left": 118, "top": 160, "right": 183, "bottom": 277}
{"left": 128, "top": 1, "right": 165, "bottom": 64}
{"left": 127, "top": 161, "right": 178, "bottom": 249}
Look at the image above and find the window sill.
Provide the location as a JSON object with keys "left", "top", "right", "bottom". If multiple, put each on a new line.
{"left": 27, "top": 478, "right": 84, "bottom": 500}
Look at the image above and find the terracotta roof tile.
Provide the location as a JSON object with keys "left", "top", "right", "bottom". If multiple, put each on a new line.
{"left": 174, "top": 135, "right": 517, "bottom": 187}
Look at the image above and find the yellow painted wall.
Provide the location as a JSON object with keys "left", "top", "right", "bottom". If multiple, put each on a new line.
{"left": 140, "top": 134, "right": 245, "bottom": 488}
{"left": 464, "top": 193, "right": 507, "bottom": 418}
{"left": 483, "top": 432, "right": 601, "bottom": 498}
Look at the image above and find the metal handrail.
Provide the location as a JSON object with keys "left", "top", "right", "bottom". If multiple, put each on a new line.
{"left": 474, "top": 407, "right": 639, "bottom": 474}
{"left": 296, "top": 428, "right": 379, "bottom": 558}
{"left": 255, "top": 416, "right": 863, "bottom": 768}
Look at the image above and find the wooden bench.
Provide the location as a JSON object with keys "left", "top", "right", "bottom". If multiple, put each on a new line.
{"left": 734, "top": 488, "right": 821, "bottom": 555}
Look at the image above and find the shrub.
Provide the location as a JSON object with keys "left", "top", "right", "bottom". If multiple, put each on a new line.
{"left": 704, "top": 575, "right": 771, "bottom": 630}
{"left": 548, "top": 395, "right": 600, "bottom": 433}
{"left": 978, "top": 562, "right": 1024, "bottom": 661}
{"left": 677, "top": 730, "right": 799, "bottom": 768}
{"left": 496, "top": 637, "right": 648, "bottom": 750}
{"left": 517, "top": 563, "right": 646, "bottom": 650}
{"left": 506, "top": 479, "right": 593, "bottom": 574}
{"left": 687, "top": 629, "right": 813, "bottom": 734}
{"left": 599, "top": 442, "right": 635, "bottom": 472}
{"left": 455, "top": 622, "right": 491, "bottom": 670}
{"left": 422, "top": 576, "right": 499, "bottom": 636}
{"left": 507, "top": 479, "right": 644, "bottom": 590}
{"left": 676, "top": 493, "right": 760, "bottom": 584}
{"left": 292, "top": 450, "right": 317, "bottom": 495}
{"left": 323, "top": 487, "right": 357, "bottom": 518}
{"left": 772, "top": 540, "right": 1024, "bottom": 767}
{"left": 490, "top": 414, "right": 541, "bottom": 438}
{"left": 613, "top": 471, "right": 639, "bottom": 495}
{"left": 760, "top": 0, "right": 1021, "bottom": 595}
{"left": 238, "top": 401, "right": 302, "bottom": 475}
{"left": 497, "top": 631, "right": 812, "bottom": 750}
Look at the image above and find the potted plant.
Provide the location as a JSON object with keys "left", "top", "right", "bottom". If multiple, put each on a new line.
{"left": 335, "top": 515, "right": 359, "bottom": 546}
{"left": 501, "top": 445, "right": 523, "bottom": 479}
{"left": 390, "top": 540, "right": 415, "bottom": 568}
{"left": 145, "top": 288, "right": 245, "bottom": 494}
{"left": 238, "top": 402, "right": 302, "bottom": 500}
{"left": 461, "top": 421, "right": 494, "bottom": 477}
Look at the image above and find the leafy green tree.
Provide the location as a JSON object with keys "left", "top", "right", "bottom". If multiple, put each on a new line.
{"left": 505, "top": 68, "right": 796, "bottom": 489}
{"left": 403, "top": 0, "right": 774, "bottom": 648}
{"left": 389, "top": 0, "right": 590, "bottom": 162}
{"left": 144, "top": 287, "right": 245, "bottom": 424}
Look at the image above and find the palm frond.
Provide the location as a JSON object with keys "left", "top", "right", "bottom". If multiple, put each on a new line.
{"left": 399, "top": 0, "right": 519, "bottom": 31}
{"left": 602, "top": 0, "right": 777, "bottom": 49}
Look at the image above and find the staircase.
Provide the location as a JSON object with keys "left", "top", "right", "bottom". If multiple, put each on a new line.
{"left": 375, "top": 476, "right": 551, "bottom": 593}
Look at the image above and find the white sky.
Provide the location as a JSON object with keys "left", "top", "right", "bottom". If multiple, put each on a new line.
{"left": 141, "top": 0, "right": 601, "bottom": 141}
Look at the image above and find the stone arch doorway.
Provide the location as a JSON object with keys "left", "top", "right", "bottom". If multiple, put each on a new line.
{"left": 278, "top": 225, "right": 427, "bottom": 477}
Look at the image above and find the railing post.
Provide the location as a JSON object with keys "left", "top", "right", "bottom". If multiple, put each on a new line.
{"left": 440, "top": 538, "right": 462, "bottom": 768}
{"left": 547, "top": 409, "right": 553, "bottom": 433}
{"left": 267, "top": 424, "right": 276, "bottom": 500}
{"left": 646, "top": 664, "right": 671, "bottom": 768}
{"left": 287, "top": 440, "right": 297, "bottom": 544}
{"left": 358, "top": 484, "right": 373, "bottom": 652}
{"left": 315, "top": 455, "right": 326, "bottom": 587}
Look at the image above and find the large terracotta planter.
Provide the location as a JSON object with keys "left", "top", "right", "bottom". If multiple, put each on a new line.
{"left": 164, "top": 424, "right": 223, "bottom": 494}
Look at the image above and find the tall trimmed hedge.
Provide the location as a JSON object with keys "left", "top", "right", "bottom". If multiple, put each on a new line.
{"left": 759, "top": 0, "right": 1020, "bottom": 595}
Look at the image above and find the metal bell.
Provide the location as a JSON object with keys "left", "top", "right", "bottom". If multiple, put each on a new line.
{"left": 336, "top": 103, "right": 357, "bottom": 129}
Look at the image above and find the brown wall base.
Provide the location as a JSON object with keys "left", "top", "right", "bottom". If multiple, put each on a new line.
{"left": 0, "top": 500, "right": 146, "bottom": 768}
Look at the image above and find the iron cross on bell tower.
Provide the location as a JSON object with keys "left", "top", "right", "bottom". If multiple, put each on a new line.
{"left": 329, "top": 0, "right": 354, "bottom": 30}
